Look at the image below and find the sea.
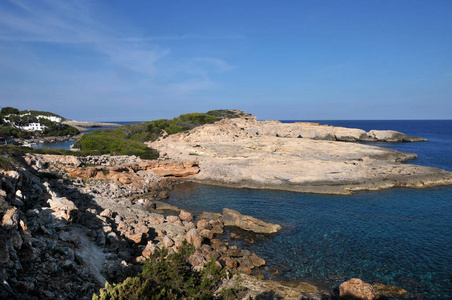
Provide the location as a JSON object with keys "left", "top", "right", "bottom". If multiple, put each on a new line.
{"left": 40, "top": 120, "right": 452, "bottom": 299}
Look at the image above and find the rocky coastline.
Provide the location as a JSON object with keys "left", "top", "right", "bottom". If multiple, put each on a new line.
{"left": 150, "top": 116, "right": 452, "bottom": 195}
{"left": 62, "top": 120, "right": 122, "bottom": 133}
{"left": 0, "top": 152, "right": 414, "bottom": 299}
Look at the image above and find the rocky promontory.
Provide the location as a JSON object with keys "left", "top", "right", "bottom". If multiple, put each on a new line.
{"left": 150, "top": 116, "right": 452, "bottom": 195}
{"left": 62, "top": 120, "right": 122, "bottom": 132}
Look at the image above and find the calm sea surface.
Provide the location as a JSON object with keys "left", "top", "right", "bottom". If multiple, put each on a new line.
{"left": 166, "top": 120, "right": 452, "bottom": 299}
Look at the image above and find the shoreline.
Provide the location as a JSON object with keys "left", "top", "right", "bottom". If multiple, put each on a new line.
{"left": 185, "top": 169, "right": 452, "bottom": 195}
{"left": 62, "top": 120, "right": 122, "bottom": 132}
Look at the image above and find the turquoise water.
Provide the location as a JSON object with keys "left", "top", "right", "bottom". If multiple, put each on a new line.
{"left": 167, "top": 120, "right": 452, "bottom": 299}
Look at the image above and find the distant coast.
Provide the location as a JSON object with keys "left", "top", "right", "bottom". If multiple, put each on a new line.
{"left": 62, "top": 120, "right": 122, "bottom": 132}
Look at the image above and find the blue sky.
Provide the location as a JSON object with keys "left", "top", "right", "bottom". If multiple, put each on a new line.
{"left": 0, "top": 0, "right": 451, "bottom": 121}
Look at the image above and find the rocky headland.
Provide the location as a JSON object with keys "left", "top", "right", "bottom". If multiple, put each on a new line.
{"left": 149, "top": 116, "right": 452, "bottom": 195}
{"left": 62, "top": 120, "right": 122, "bottom": 133}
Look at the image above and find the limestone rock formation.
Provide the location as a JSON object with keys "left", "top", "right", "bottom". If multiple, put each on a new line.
{"left": 150, "top": 117, "right": 452, "bottom": 194}
{"left": 221, "top": 208, "right": 281, "bottom": 233}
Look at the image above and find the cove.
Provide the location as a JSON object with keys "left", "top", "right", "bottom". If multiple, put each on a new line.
{"left": 167, "top": 182, "right": 452, "bottom": 299}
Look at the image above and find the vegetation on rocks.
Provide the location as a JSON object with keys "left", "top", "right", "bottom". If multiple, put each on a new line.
{"left": 93, "top": 244, "right": 234, "bottom": 300}
{"left": 74, "top": 110, "right": 246, "bottom": 159}
{"left": 0, "top": 107, "right": 78, "bottom": 137}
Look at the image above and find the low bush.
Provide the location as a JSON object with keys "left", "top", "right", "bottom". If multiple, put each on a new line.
{"left": 93, "top": 244, "right": 234, "bottom": 300}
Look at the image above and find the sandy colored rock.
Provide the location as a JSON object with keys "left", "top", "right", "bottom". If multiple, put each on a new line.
{"left": 339, "top": 278, "right": 379, "bottom": 300}
{"left": 221, "top": 208, "right": 281, "bottom": 233}
{"left": 150, "top": 117, "right": 452, "bottom": 195}
{"left": 217, "top": 273, "right": 330, "bottom": 300}
{"left": 179, "top": 210, "right": 193, "bottom": 222}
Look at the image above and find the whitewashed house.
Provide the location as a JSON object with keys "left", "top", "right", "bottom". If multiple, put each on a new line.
{"left": 19, "top": 122, "right": 46, "bottom": 131}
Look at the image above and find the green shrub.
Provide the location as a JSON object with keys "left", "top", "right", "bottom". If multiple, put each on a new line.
{"left": 76, "top": 133, "right": 159, "bottom": 159}
{"left": 1, "top": 107, "right": 20, "bottom": 116}
{"left": 93, "top": 244, "right": 230, "bottom": 300}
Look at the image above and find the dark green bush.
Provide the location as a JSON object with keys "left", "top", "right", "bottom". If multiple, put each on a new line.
{"left": 93, "top": 244, "right": 230, "bottom": 300}
{"left": 0, "top": 107, "right": 20, "bottom": 116}
{"left": 75, "top": 133, "right": 159, "bottom": 159}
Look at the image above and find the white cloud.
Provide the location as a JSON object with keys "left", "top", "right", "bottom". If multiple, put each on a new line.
{"left": 0, "top": 0, "right": 237, "bottom": 120}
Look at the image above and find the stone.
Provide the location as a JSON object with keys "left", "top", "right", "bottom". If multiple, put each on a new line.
{"left": 184, "top": 228, "right": 202, "bottom": 249}
{"left": 163, "top": 236, "right": 174, "bottom": 248}
{"left": 250, "top": 253, "right": 265, "bottom": 267}
{"left": 339, "top": 278, "right": 380, "bottom": 300}
{"left": 124, "top": 232, "right": 144, "bottom": 244}
{"left": 221, "top": 208, "right": 281, "bottom": 233}
{"left": 166, "top": 215, "right": 181, "bottom": 224}
{"left": 199, "top": 229, "right": 214, "bottom": 239}
{"left": 179, "top": 210, "right": 193, "bottom": 222}
{"left": 184, "top": 222, "right": 196, "bottom": 232}
{"left": 157, "top": 191, "right": 169, "bottom": 199}
{"left": 142, "top": 241, "right": 158, "bottom": 258}
{"left": 134, "top": 223, "right": 149, "bottom": 235}
{"left": 2, "top": 207, "right": 19, "bottom": 230}
{"left": 196, "top": 219, "right": 212, "bottom": 230}
{"left": 47, "top": 197, "right": 78, "bottom": 223}
{"left": 223, "top": 257, "right": 238, "bottom": 269}
{"left": 100, "top": 209, "right": 114, "bottom": 218}
{"left": 188, "top": 253, "right": 206, "bottom": 271}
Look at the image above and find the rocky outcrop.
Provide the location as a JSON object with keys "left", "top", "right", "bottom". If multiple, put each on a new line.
{"left": 62, "top": 120, "right": 121, "bottom": 132}
{"left": 150, "top": 117, "right": 452, "bottom": 195}
{"left": 339, "top": 278, "right": 409, "bottom": 300}
{"left": 217, "top": 273, "right": 332, "bottom": 299}
{"left": 221, "top": 208, "right": 281, "bottom": 233}
{"left": 64, "top": 160, "right": 199, "bottom": 184}
{"left": 339, "top": 278, "right": 379, "bottom": 300}
{"left": 150, "top": 117, "right": 425, "bottom": 144}
{"left": 3, "top": 153, "right": 310, "bottom": 299}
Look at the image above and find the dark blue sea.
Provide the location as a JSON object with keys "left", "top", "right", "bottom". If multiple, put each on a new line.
{"left": 166, "top": 120, "right": 452, "bottom": 299}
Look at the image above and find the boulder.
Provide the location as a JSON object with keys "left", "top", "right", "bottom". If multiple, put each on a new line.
{"left": 142, "top": 241, "right": 158, "bottom": 258}
{"left": 221, "top": 208, "right": 281, "bottom": 233}
{"left": 339, "top": 278, "right": 380, "bottom": 300}
{"left": 368, "top": 130, "right": 426, "bottom": 142}
{"left": 196, "top": 219, "right": 211, "bottom": 230}
{"left": 250, "top": 253, "right": 265, "bottom": 267}
{"left": 2, "top": 207, "right": 19, "bottom": 230}
{"left": 47, "top": 197, "right": 78, "bottom": 223}
{"left": 184, "top": 228, "right": 202, "bottom": 249}
{"left": 179, "top": 210, "right": 193, "bottom": 222}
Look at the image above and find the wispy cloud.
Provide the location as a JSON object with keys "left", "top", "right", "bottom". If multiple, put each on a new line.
{"left": 0, "top": 0, "right": 236, "bottom": 119}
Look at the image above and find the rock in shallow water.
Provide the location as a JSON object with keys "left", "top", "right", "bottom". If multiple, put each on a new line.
{"left": 220, "top": 208, "right": 281, "bottom": 233}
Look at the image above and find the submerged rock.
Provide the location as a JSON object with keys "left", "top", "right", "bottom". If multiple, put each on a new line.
{"left": 221, "top": 208, "right": 281, "bottom": 233}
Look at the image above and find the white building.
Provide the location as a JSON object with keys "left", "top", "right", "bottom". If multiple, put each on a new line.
{"left": 38, "top": 115, "right": 62, "bottom": 123}
{"left": 19, "top": 122, "right": 46, "bottom": 131}
{"left": 20, "top": 113, "right": 62, "bottom": 123}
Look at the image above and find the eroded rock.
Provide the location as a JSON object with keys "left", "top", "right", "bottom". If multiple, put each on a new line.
{"left": 221, "top": 208, "right": 281, "bottom": 233}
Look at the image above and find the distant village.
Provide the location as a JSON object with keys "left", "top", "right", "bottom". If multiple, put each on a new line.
{"left": 0, "top": 106, "right": 79, "bottom": 145}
